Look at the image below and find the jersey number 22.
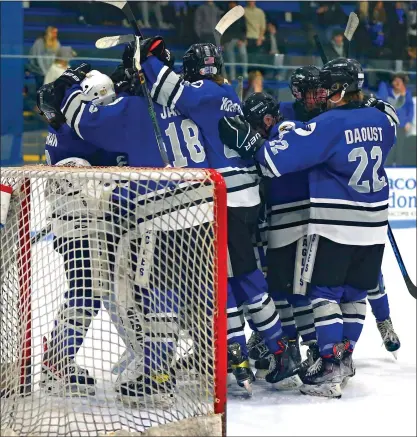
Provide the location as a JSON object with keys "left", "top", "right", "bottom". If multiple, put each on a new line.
{"left": 348, "top": 146, "right": 387, "bottom": 193}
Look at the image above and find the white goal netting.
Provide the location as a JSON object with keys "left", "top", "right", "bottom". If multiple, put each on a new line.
{"left": 0, "top": 166, "right": 227, "bottom": 437}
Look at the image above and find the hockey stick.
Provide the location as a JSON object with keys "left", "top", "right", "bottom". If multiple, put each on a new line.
{"left": 387, "top": 223, "right": 417, "bottom": 299}
{"left": 214, "top": 5, "right": 245, "bottom": 78}
{"left": 237, "top": 76, "right": 244, "bottom": 101}
{"left": 314, "top": 12, "right": 359, "bottom": 65}
{"left": 100, "top": 0, "right": 170, "bottom": 167}
{"left": 95, "top": 5, "right": 245, "bottom": 54}
{"left": 343, "top": 12, "right": 359, "bottom": 58}
{"left": 96, "top": 34, "right": 134, "bottom": 49}
{"left": 313, "top": 34, "right": 328, "bottom": 65}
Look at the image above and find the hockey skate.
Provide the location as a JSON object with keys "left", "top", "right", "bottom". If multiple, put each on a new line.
{"left": 265, "top": 338, "right": 302, "bottom": 390}
{"left": 117, "top": 370, "right": 176, "bottom": 407}
{"left": 300, "top": 342, "right": 348, "bottom": 399}
{"left": 299, "top": 340, "right": 320, "bottom": 378}
{"left": 340, "top": 348, "right": 355, "bottom": 389}
{"left": 228, "top": 343, "right": 255, "bottom": 397}
{"left": 40, "top": 337, "right": 95, "bottom": 396}
{"left": 40, "top": 360, "right": 96, "bottom": 396}
{"left": 377, "top": 317, "right": 401, "bottom": 358}
{"left": 247, "top": 331, "right": 269, "bottom": 362}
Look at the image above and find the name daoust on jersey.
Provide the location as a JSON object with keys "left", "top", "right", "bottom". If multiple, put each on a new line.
{"left": 345, "top": 126, "right": 383, "bottom": 144}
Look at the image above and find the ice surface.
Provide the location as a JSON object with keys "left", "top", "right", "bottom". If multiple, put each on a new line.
{"left": 227, "top": 228, "right": 417, "bottom": 437}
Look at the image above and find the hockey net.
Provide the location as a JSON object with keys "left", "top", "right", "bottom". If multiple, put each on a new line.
{"left": 0, "top": 166, "right": 227, "bottom": 437}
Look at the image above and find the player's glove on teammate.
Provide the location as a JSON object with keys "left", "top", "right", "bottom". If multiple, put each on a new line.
{"left": 218, "top": 115, "right": 265, "bottom": 160}
{"left": 138, "top": 37, "right": 174, "bottom": 67}
{"left": 363, "top": 96, "right": 400, "bottom": 126}
{"left": 37, "top": 63, "right": 91, "bottom": 129}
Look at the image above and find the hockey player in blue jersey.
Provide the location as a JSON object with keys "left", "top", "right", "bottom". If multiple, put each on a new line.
{"left": 37, "top": 56, "right": 212, "bottom": 403}
{"left": 244, "top": 71, "right": 325, "bottom": 383}
{"left": 219, "top": 57, "right": 397, "bottom": 398}
{"left": 137, "top": 37, "right": 298, "bottom": 393}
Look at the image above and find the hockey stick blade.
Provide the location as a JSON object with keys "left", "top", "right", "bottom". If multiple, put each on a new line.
{"left": 95, "top": 34, "right": 134, "bottom": 49}
{"left": 215, "top": 5, "right": 245, "bottom": 36}
{"left": 344, "top": 12, "right": 359, "bottom": 42}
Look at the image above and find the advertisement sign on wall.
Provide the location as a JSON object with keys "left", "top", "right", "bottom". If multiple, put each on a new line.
{"left": 386, "top": 167, "right": 416, "bottom": 228}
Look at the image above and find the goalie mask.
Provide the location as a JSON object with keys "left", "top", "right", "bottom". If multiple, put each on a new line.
{"left": 182, "top": 43, "right": 223, "bottom": 83}
{"left": 320, "top": 57, "right": 364, "bottom": 104}
{"left": 242, "top": 92, "right": 282, "bottom": 137}
{"left": 81, "top": 70, "right": 117, "bottom": 106}
{"left": 290, "top": 65, "right": 327, "bottom": 112}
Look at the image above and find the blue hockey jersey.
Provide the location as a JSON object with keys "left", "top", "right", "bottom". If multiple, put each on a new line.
{"left": 142, "top": 56, "right": 260, "bottom": 208}
{"left": 45, "top": 124, "right": 125, "bottom": 166}
{"left": 61, "top": 85, "right": 209, "bottom": 169}
{"left": 255, "top": 104, "right": 396, "bottom": 246}
{"left": 59, "top": 86, "right": 211, "bottom": 224}
{"left": 264, "top": 101, "right": 310, "bottom": 249}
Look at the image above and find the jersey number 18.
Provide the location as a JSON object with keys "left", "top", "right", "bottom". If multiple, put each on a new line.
{"left": 165, "top": 119, "right": 206, "bottom": 167}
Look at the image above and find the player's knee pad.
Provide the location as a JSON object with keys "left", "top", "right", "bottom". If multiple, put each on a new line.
{"left": 311, "top": 297, "right": 342, "bottom": 328}
{"left": 367, "top": 272, "right": 386, "bottom": 301}
{"left": 247, "top": 293, "right": 281, "bottom": 334}
{"left": 271, "top": 293, "right": 294, "bottom": 327}
{"left": 341, "top": 299, "right": 367, "bottom": 348}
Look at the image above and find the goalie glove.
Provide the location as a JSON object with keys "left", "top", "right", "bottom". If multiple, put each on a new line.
{"left": 363, "top": 96, "right": 400, "bottom": 126}
{"left": 218, "top": 115, "right": 265, "bottom": 159}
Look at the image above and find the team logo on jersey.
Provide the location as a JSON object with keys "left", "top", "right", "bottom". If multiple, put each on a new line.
{"left": 89, "top": 104, "right": 98, "bottom": 114}
{"left": 294, "top": 122, "right": 316, "bottom": 136}
{"left": 220, "top": 97, "right": 243, "bottom": 114}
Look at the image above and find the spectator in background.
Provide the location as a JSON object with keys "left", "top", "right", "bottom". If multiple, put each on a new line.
{"left": 223, "top": 1, "right": 248, "bottom": 81}
{"left": 353, "top": 1, "right": 373, "bottom": 57}
{"left": 129, "top": 2, "right": 173, "bottom": 29}
{"left": 244, "top": 1, "right": 266, "bottom": 54}
{"left": 243, "top": 70, "right": 263, "bottom": 100}
{"left": 407, "top": 1, "right": 417, "bottom": 50}
{"left": 44, "top": 46, "right": 76, "bottom": 85}
{"left": 194, "top": 1, "right": 222, "bottom": 44}
{"left": 28, "top": 26, "right": 61, "bottom": 89}
{"left": 386, "top": 2, "right": 408, "bottom": 63}
{"left": 263, "top": 22, "right": 285, "bottom": 80}
{"left": 377, "top": 73, "right": 414, "bottom": 165}
{"left": 326, "top": 29, "right": 345, "bottom": 58}
{"left": 315, "top": 2, "right": 346, "bottom": 40}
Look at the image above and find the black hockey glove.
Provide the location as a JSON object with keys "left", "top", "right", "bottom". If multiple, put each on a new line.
{"left": 363, "top": 96, "right": 400, "bottom": 126}
{"left": 36, "top": 83, "right": 67, "bottom": 130}
{"left": 123, "top": 38, "right": 174, "bottom": 69}
{"left": 218, "top": 115, "right": 265, "bottom": 160}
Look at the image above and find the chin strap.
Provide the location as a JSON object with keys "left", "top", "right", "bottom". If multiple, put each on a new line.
{"left": 328, "top": 83, "right": 349, "bottom": 105}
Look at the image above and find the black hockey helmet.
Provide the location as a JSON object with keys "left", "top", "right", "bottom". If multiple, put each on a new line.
{"left": 320, "top": 57, "right": 364, "bottom": 100}
{"left": 290, "top": 65, "right": 322, "bottom": 101}
{"left": 242, "top": 92, "right": 282, "bottom": 134}
{"left": 290, "top": 65, "right": 327, "bottom": 112}
{"left": 182, "top": 43, "right": 223, "bottom": 83}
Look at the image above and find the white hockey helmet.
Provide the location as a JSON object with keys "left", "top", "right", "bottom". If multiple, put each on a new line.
{"left": 81, "top": 70, "right": 116, "bottom": 106}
